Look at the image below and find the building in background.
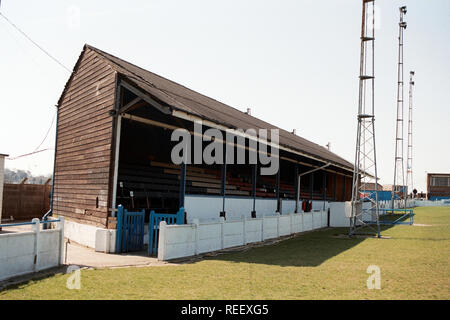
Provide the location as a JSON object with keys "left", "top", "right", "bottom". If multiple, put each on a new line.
{"left": 427, "top": 173, "right": 450, "bottom": 200}
{"left": 361, "top": 182, "right": 383, "bottom": 191}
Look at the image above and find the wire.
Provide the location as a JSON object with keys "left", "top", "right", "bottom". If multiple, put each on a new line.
{"left": 0, "top": 9, "right": 62, "bottom": 162}
{"left": 33, "top": 111, "right": 56, "bottom": 152}
{"left": 7, "top": 111, "right": 56, "bottom": 160}
{"left": 0, "top": 12, "right": 71, "bottom": 73}
{"left": 7, "top": 148, "right": 54, "bottom": 161}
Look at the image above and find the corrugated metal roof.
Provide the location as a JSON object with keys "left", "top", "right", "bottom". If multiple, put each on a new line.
{"left": 76, "top": 44, "right": 355, "bottom": 171}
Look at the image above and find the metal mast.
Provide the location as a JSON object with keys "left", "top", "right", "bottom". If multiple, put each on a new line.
{"left": 392, "top": 6, "right": 407, "bottom": 209}
{"left": 350, "top": 0, "right": 380, "bottom": 237}
{"left": 406, "top": 71, "right": 415, "bottom": 198}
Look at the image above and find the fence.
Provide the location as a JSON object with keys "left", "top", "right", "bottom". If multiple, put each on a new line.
{"left": 148, "top": 207, "right": 185, "bottom": 255}
{"left": 2, "top": 183, "right": 51, "bottom": 221}
{"left": 0, "top": 217, "right": 64, "bottom": 281}
{"left": 115, "top": 206, "right": 145, "bottom": 253}
{"left": 157, "top": 211, "right": 328, "bottom": 261}
{"left": 411, "top": 199, "right": 450, "bottom": 207}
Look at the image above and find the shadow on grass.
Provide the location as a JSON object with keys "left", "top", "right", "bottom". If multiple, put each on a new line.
{"left": 0, "top": 266, "right": 67, "bottom": 292}
{"left": 379, "top": 212, "right": 413, "bottom": 225}
{"left": 202, "top": 224, "right": 399, "bottom": 267}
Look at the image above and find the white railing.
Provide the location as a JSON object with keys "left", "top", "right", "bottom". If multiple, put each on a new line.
{"left": 0, "top": 217, "right": 65, "bottom": 281}
{"left": 157, "top": 211, "right": 327, "bottom": 261}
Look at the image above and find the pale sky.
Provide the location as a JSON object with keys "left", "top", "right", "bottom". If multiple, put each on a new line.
{"left": 0, "top": 0, "right": 449, "bottom": 193}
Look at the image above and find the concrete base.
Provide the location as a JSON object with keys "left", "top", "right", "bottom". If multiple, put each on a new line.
{"left": 62, "top": 218, "right": 116, "bottom": 253}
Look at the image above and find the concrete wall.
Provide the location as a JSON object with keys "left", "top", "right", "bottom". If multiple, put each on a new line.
{"left": 63, "top": 218, "right": 115, "bottom": 253}
{"left": 185, "top": 195, "right": 331, "bottom": 223}
{"left": 329, "top": 202, "right": 349, "bottom": 227}
{"left": 157, "top": 211, "right": 328, "bottom": 261}
{"left": 0, "top": 217, "right": 64, "bottom": 281}
{"left": 184, "top": 195, "right": 279, "bottom": 223}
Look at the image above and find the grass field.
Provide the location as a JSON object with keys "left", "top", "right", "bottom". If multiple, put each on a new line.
{"left": 1, "top": 206, "right": 449, "bottom": 300}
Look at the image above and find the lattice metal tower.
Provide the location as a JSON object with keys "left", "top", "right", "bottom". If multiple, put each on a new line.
{"left": 392, "top": 6, "right": 408, "bottom": 209}
{"left": 406, "top": 71, "right": 415, "bottom": 198}
{"left": 350, "top": 0, "right": 380, "bottom": 237}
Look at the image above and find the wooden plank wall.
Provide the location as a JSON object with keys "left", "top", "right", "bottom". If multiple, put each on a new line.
{"left": 53, "top": 47, "right": 116, "bottom": 227}
{"left": 2, "top": 183, "right": 51, "bottom": 221}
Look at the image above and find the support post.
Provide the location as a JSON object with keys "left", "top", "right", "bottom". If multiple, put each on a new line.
{"left": 179, "top": 162, "right": 186, "bottom": 208}
{"left": 251, "top": 164, "right": 257, "bottom": 218}
{"left": 115, "top": 205, "right": 124, "bottom": 253}
{"left": 193, "top": 218, "right": 199, "bottom": 255}
{"left": 157, "top": 221, "right": 167, "bottom": 261}
{"left": 276, "top": 167, "right": 281, "bottom": 213}
{"left": 111, "top": 81, "right": 123, "bottom": 217}
{"left": 220, "top": 160, "right": 227, "bottom": 218}
{"left": 58, "top": 216, "right": 65, "bottom": 265}
{"left": 295, "top": 165, "right": 299, "bottom": 213}
{"left": 322, "top": 171, "right": 327, "bottom": 211}
{"left": 32, "top": 218, "right": 40, "bottom": 272}
{"left": 220, "top": 216, "right": 225, "bottom": 249}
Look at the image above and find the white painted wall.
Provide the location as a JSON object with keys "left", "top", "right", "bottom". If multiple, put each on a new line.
{"left": 303, "top": 212, "right": 313, "bottom": 230}
{"left": 0, "top": 217, "right": 64, "bottom": 281}
{"left": 255, "top": 198, "right": 278, "bottom": 217}
{"left": 184, "top": 195, "right": 281, "bottom": 223}
{"left": 184, "top": 195, "right": 333, "bottom": 223}
{"left": 329, "top": 202, "right": 349, "bottom": 227}
{"left": 184, "top": 195, "right": 223, "bottom": 223}
{"left": 0, "top": 155, "right": 5, "bottom": 223}
{"left": 64, "top": 218, "right": 102, "bottom": 249}
{"left": 281, "top": 199, "right": 296, "bottom": 214}
{"left": 412, "top": 199, "right": 450, "bottom": 207}
{"left": 63, "top": 218, "right": 116, "bottom": 253}
{"left": 158, "top": 211, "right": 328, "bottom": 261}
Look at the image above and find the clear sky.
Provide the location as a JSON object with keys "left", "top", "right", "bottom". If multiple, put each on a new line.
{"left": 0, "top": 0, "right": 449, "bottom": 192}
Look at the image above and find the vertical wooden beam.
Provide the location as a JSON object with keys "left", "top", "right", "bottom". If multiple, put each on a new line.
{"left": 111, "top": 115, "right": 122, "bottom": 215}
{"left": 309, "top": 172, "right": 314, "bottom": 202}
{"left": 111, "top": 82, "right": 123, "bottom": 216}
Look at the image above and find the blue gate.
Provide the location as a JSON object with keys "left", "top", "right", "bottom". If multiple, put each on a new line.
{"left": 115, "top": 205, "right": 145, "bottom": 253}
{"left": 148, "top": 207, "right": 185, "bottom": 256}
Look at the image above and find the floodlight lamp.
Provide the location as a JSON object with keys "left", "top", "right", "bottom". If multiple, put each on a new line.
{"left": 400, "top": 6, "right": 407, "bottom": 14}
